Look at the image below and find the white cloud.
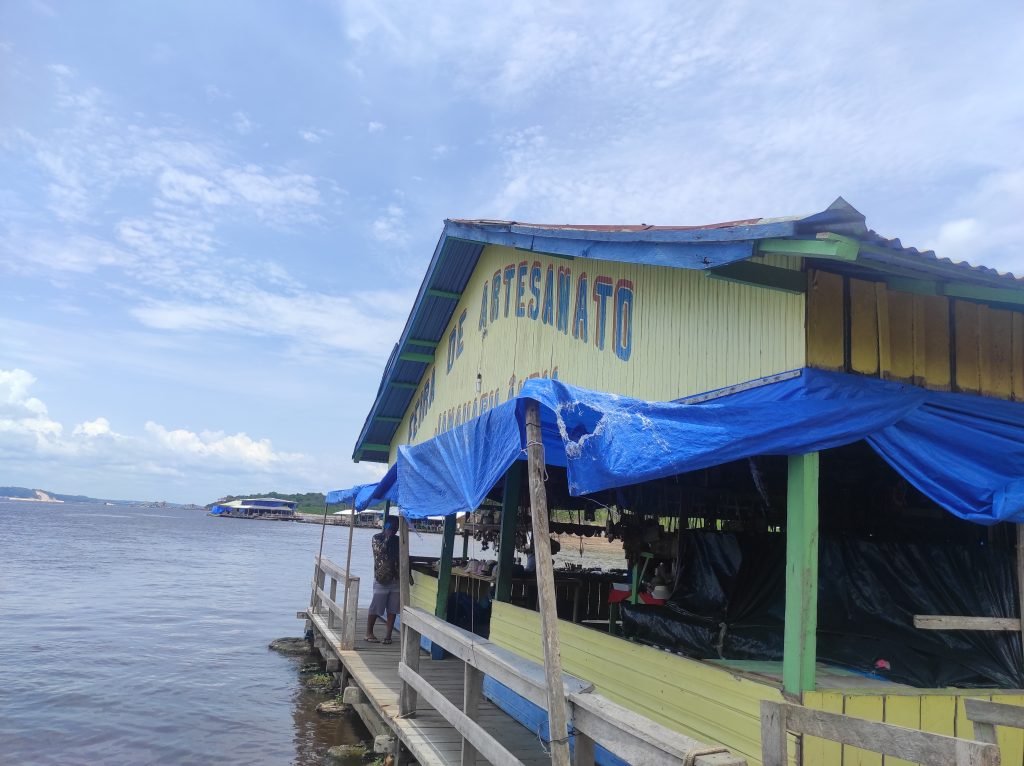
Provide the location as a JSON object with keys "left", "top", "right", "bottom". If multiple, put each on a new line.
{"left": 300, "top": 130, "right": 323, "bottom": 143}
{"left": 73, "top": 417, "right": 112, "bottom": 437}
{"left": 368, "top": 120, "right": 386, "bottom": 133}
{"left": 371, "top": 203, "right": 407, "bottom": 243}
{"left": 232, "top": 110, "right": 255, "bottom": 135}
{"left": 129, "top": 285, "right": 410, "bottom": 362}
{"left": 48, "top": 63, "right": 74, "bottom": 77}
{"left": 0, "top": 367, "right": 312, "bottom": 486}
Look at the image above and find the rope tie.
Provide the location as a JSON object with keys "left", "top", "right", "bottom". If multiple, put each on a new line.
{"left": 683, "top": 746, "right": 729, "bottom": 766}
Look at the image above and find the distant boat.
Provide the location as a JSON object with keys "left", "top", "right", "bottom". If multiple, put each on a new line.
{"left": 208, "top": 498, "right": 297, "bottom": 521}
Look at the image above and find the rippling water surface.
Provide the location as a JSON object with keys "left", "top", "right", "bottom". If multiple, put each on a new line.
{"left": 0, "top": 501, "right": 445, "bottom": 766}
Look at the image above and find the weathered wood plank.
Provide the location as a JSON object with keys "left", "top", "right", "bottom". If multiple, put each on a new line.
{"left": 399, "top": 663, "right": 525, "bottom": 766}
{"left": 760, "top": 701, "right": 788, "bottom": 766}
{"left": 886, "top": 288, "right": 915, "bottom": 382}
{"left": 876, "top": 281, "right": 893, "bottom": 378}
{"left": 966, "top": 697, "right": 1024, "bottom": 735}
{"left": 955, "top": 300, "right": 982, "bottom": 394}
{"left": 1012, "top": 312, "right": 1024, "bottom": 401}
{"left": 850, "top": 278, "right": 880, "bottom": 374}
{"left": 806, "top": 270, "right": 845, "bottom": 371}
{"left": 914, "top": 294, "right": 951, "bottom": 390}
{"left": 914, "top": 615, "right": 1021, "bottom": 631}
{"left": 763, "top": 701, "right": 999, "bottom": 766}
{"left": 572, "top": 692, "right": 743, "bottom": 766}
{"left": 980, "top": 306, "right": 1013, "bottom": 398}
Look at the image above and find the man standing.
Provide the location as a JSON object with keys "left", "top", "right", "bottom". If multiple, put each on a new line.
{"left": 365, "top": 519, "right": 400, "bottom": 644}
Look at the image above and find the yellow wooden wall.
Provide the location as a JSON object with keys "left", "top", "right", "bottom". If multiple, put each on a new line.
{"left": 807, "top": 268, "right": 1024, "bottom": 399}
{"left": 489, "top": 601, "right": 793, "bottom": 766}
{"left": 804, "top": 690, "right": 1024, "bottom": 766}
{"left": 409, "top": 570, "right": 438, "bottom": 614}
{"left": 389, "top": 248, "right": 806, "bottom": 461}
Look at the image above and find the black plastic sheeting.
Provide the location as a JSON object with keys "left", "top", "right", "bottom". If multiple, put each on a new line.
{"left": 621, "top": 531, "right": 1024, "bottom": 688}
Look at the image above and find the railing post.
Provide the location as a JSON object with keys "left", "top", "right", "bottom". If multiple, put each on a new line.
{"left": 461, "top": 663, "right": 484, "bottom": 765}
{"left": 343, "top": 577, "right": 360, "bottom": 650}
{"left": 328, "top": 575, "right": 339, "bottom": 629}
{"left": 573, "top": 732, "right": 595, "bottom": 766}
{"left": 783, "top": 452, "right": 819, "bottom": 694}
{"left": 760, "top": 701, "right": 788, "bottom": 766}
{"left": 399, "top": 619, "right": 421, "bottom": 717}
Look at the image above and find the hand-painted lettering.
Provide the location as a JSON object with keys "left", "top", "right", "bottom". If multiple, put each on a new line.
{"left": 528, "top": 261, "right": 542, "bottom": 320}
{"left": 614, "top": 279, "right": 634, "bottom": 361}
{"left": 541, "top": 264, "right": 554, "bottom": 325}
{"left": 572, "top": 271, "right": 589, "bottom": 342}
{"left": 515, "top": 260, "right": 528, "bottom": 318}
{"left": 592, "top": 276, "right": 614, "bottom": 350}
{"left": 556, "top": 266, "right": 572, "bottom": 334}
{"left": 502, "top": 264, "right": 515, "bottom": 318}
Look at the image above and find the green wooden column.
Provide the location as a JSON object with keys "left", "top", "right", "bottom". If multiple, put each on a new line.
{"left": 432, "top": 514, "right": 458, "bottom": 659}
{"left": 783, "top": 452, "right": 820, "bottom": 694}
{"left": 495, "top": 462, "right": 523, "bottom": 603}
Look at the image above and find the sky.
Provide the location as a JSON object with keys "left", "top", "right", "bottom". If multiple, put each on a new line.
{"left": 1, "top": 1, "right": 1022, "bottom": 504}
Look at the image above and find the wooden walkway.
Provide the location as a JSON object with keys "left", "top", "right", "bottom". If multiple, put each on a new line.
{"left": 308, "top": 607, "right": 552, "bottom": 766}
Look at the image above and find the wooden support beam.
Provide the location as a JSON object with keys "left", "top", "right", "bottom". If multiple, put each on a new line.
{"left": 965, "top": 698, "right": 1024, "bottom": 745}
{"left": 913, "top": 615, "right": 1022, "bottom": 631}
{"left": 398, "top": 351, "right": 434, "bottom": 364}
{"left": 374, "top": 415, "right": 402, "bottom": 423}
{"left": 524, "top": 400, "right": 571, "bottom": 766}
{"left": 390, "top": 381, "right": 418, "bottom": 390}
{"left": 462, "top": 664, "right": 484, "bottom": 765}
{"left": 406, "top": 337, "right": 439, "bottom": 349}
{"left": 758, "top": 232, "right": 859, "bottom": 261}
{"left": 433, "top": 514, "right": 457, "bottom": 659}
{"left": 358, "top": 442, "right": 391, "bottom": 452}
{"left": 426, "top": 288, "right": 461, "bottom": 300}
{"left": 495, "top": 462, "right": 523, "bottom": 602}
{"left": 783, "top": 452, "right": 819, "bottom": 694}
{"left": 706, "top": 260, "right": 807, "bottom": 294}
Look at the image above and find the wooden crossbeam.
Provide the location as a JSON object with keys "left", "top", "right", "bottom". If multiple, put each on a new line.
{"left": 913, "top": 615, "right": 1022, "bottom": 631}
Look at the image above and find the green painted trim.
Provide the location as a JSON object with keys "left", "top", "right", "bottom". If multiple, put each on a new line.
{"left": 943, "top": 282, "right": 1024, "bottom": 307}
{"left": 495, "top": 463, "right": 524, "bottom": 602}
{"left": 432, "top": 515, "right": 458, "bottom": 659}
{"left": 358, "top": 442, "right": 391, "bottom": 452}
{"left": 398, "top": 351, "right": 434, "bottom": 364}
{"left": 707, "top": 261, "right": 807, "bottom": 294}
{"left": 373, "top": 415, "right": 402, "bottom": 423}
{"left": 426, "top": 288, "right": 461, "bottom": 300}
{"left": 783, "top": 452, "right": 819, "bottom": 694}
{"left": 390, "top": 381, "right": 418, "bottom": 390}
{"left": 759, "top": 232, "right": 859, "bottom": 262}
{"left": 406, "top": 337, "right": 439, "bottom": 349}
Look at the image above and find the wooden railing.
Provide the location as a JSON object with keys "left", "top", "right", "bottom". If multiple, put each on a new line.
{"left": 761, "top": 701, "right": 1000, "bottom": 766}
{"left": 310, "top": 556, "right": 360, "bottom": 650}
{"left": 399, "top": 606, "right": 746, "bottom": 766}
{"left": 966, "top": 698, "right": 1024, "bottom": 746}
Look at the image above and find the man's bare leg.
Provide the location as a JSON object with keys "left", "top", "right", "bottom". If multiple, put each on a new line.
{"left": 383, "top": 611, "right": 397, "bottom": 643}
{"left": 365, "top": 612, "right": 379, "bottom": 641}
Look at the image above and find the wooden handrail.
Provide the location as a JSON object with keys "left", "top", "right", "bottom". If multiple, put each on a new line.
{"left": 401, "top": 605, "right": 745, "bottom": 766}
{"left": 310, "top": 557, "right": 361, "bottom": 649}
{"left": 965, "top": 697, "right": 1024, "bottom": 745}
{"left": 761, "top": 701, "right": 999, "bottom": 766}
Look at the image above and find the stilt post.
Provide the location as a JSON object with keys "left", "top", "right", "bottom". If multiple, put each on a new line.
{"left": 432, "top": 514, "right": 457, "bottom": 659}
{"left": 399, "top": 512, "right": 419, "bottom": 717}
{"left": 783, "top": 451, "right": 819, "bottom": 694}
{"left": 496, "top": 462, "right": 524, "bottom": 602}
{"left": 525, "top": 400, "right": 571, "bottom": 766}
{"left": 1017, "top": 524, "right": 1024, "bottom": 655}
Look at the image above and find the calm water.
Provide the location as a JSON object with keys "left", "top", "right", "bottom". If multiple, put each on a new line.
{"left": 0, "top": 501, "right": 447, "bottom": 766}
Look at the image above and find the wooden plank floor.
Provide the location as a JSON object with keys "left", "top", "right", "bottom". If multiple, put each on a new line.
{"left": 309, "top": 607, "right": 552, "bottom": 766}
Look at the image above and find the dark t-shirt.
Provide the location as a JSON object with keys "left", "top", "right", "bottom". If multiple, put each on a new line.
{"left": 372, "top": 532, "right": 399, "bottom": 586}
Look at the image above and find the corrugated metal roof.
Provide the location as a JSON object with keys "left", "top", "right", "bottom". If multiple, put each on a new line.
{"left": 352, "top": 198, "right": 1023, "bottom": 463}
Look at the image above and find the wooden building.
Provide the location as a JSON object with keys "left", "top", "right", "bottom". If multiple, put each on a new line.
{"left": 350, "top": 198, "right": 1024, "bottom": 765}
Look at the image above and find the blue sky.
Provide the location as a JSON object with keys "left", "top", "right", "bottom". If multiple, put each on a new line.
{"left": 1, "top": 1, "right": 1022, "bottom": 504}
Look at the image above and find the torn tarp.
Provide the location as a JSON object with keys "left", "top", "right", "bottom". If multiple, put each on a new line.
{"left": 394, "top": 369, "right": 1024, "bottom": 525}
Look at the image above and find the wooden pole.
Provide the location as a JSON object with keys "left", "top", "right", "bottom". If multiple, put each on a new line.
{"left": 496, "top": 462, "right": 524, "bottom": 602}
{"left": 340, "top": 501, "right": 357, "bottom": 637}
{"left": 525, "top": 400, "right": 571, "bottom": 766}
{"left": 783, "top": 452, "right": 819, "bottom": 694}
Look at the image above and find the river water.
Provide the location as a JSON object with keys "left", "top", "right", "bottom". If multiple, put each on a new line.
{"left": 0, "top": 501, "right": 448, "bottom": 766}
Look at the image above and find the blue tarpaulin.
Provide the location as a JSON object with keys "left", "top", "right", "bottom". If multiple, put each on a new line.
{"left": 326, "top": 466, "right": 400, "bottom": 510}
{"left": 394, "top": 369, "right": 1024, "bottom": 525}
